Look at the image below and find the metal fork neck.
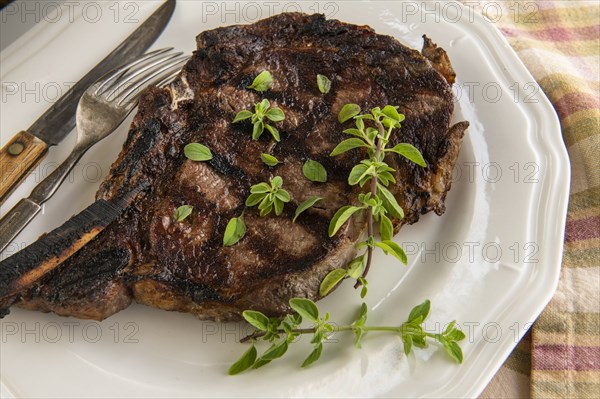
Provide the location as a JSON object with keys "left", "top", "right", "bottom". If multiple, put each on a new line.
{"left": 28, "top": 143, "right": 92, "bottom": 204}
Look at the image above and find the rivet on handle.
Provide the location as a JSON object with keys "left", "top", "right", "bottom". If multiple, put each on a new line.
{"left": 8, "top": 142, "right": 25, "bottom": 156}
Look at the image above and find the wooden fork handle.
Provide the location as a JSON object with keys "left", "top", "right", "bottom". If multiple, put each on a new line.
{"left": 0, "top": 131, "right": 48, "bottom": 205}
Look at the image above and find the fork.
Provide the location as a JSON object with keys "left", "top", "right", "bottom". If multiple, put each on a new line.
{"left": 0, "top": 48, "right": 189, "bottom": 253}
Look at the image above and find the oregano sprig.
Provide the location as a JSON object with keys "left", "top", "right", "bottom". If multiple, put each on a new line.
{"left": 233, "top": 99, "right": 285, "bottom": 142}
{"left": 223, "top": 177, "right": 291, "bottom": 246}
{"left": 246, "top": 176, "right": 291, "bottom": 216}
{"left": 321, "top": 104, "right": 426, "bottom": 297}
{"left": 229, "top": 298, "right": 465, "bottom": 375}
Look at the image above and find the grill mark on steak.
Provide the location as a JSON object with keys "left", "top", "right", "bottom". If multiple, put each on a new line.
{"left": 7, "top": 13, "right": 468, "bottom": 321}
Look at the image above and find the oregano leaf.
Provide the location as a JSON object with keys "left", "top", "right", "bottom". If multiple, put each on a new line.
{"left": 252, "top": 121, "right": 265, "bottom": 140}
{"left": 408, "top": 300, "right": 431, "bottom": 324}
{"left": 264, "top": 124, "right": 281, "bottom": 141}
{"left": 379, "top": 214, "right": 394, "bottom": 241}
{"left": 247, "top": 70, "right": 273, "bottom": 92}
{"left": 303, "top": 160, "right": 327, "bottom": 183}
{"left": 184, "top": 143, "right": 213, "bottom": 161}
{"left": 265, "top": 107, "right": 285, "bottom": 122}
{"left": 173, "top": 205, "right": 193, "bottom": 222}
{"left": 374, "top": 240, "right": 408, "bottom": 264}
{"left": 228, "top": 345, "right": 257, "bottom": 375}
{"left": 317, "top": 74, "right": 332, "bottom": 94}
{"left": 293, "top": 196, "right": 323, "bottom": 222}
{"left": 381, "top": 105, "right": 404, "bottom": 122}
{"left": 446, "top": 329, "right": 466, "bottom": 342}
{"left": 319, "top": 268, "right": 347, "bottom": 296}
{"left": 330, "top": 138, "right": 369, "bottom": 157}
{"left": 445, "top": 341, "right": 464, "bottom": 364}
{"left": 261, "top": 153, "right": 281, "bottom": 166}
{"left": 289, "top": 298, "right": 319, "bottom": 322}
{"left": 242, "top": 310, "right": 270, "bottom": 331}
{"left": 301, "top": 343, "right": 323, "bottom": 367}
{"left": 259, "top": 340, "right": 289, "bottom": 361}
{"left": 403, "top": 334, "right": 413, "bottom": 356}
{"left": 348, "top": 164, "right": 369, "bottom": 186}
{"left": 388, "top": 143, "right": 427, "bottom": 167}
{"left": 328, "top": 205, "right": 363, "bottom": 237}
{"left": 223, "top": 216, "right": 246, "bottom": 247}
{"left": 338, "top": 103, "right": 361, "bottom": 123}
{"left": 354, "top": 327, "right": 365, "bottom": 349}
{"left": 377, "top": 183, "right": 404, "bottom": 218}
{"left": 347, "top": 254, "right": 366, "bottom": 279}
{"left": 233, "top": 110, "right": 253, "bottom": 123}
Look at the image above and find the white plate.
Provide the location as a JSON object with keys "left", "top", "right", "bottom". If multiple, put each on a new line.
{"left": 0, "top": 1, "right": 570, "bottom": 398}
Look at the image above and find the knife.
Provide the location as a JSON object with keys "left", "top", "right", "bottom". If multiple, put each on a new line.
{"left": 0, "top": 185, "right": 144, "bottom": 312}
{"left": 0, "top": 0, "right": 175, "bottom": 205}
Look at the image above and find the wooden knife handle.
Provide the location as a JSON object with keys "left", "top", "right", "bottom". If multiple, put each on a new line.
{"left": 0, "top": 131, "right": 48, "bottom": 205}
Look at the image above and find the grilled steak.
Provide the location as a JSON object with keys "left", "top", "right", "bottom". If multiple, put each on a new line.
{"left": 6, "top": 13, "right": 468, "bottom": 321}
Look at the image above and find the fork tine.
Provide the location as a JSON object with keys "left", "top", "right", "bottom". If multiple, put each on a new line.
{"left": 94, "top": 47, "right": 175, "bottom": 96}
{"left": 116, "top": 55, "right": 190, "bottom": 107}
{"left": 154, "top": 69, "right": 182, "bottom": 88}
{"left": 104, "top": 51, "right": 184, "bottom": 100}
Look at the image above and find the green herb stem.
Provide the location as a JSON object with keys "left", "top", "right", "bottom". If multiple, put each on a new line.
{"left": 231, "top": 299, "right": 464, "bottom": 374}
{"left": 355, "top": 121, "right": 385, "bottom": 289}
{"left": 240, "top": 328, "right": 316, "bottom": 343}
{"left": 323, "top": 105, "right": 425, "bottom": 298}
{"left": 360, "top": 210, "right": 375, "bottom": 288}
{"left": 240, "top": 323, "right": 438, "bottom": 343}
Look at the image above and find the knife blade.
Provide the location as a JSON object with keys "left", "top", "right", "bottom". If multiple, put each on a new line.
{"left": 0, "top": 185, "right": 143, "bottom": 308}
{"left": 0, "top": 0, "right": 175, "bottom": 205}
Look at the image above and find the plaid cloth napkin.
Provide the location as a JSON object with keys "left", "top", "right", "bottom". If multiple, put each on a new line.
{"left": 457, "top": 1, "right": 600, "bottom": 398}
